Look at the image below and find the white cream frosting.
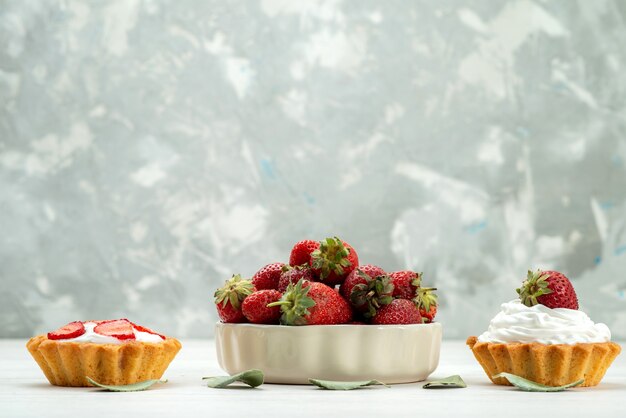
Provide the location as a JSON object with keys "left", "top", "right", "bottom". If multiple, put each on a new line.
{"left": 477, "top": 299, "right": 611, "bottom": 345}
{"left": 60, "top": 322, "right": 164, "bottom": 344}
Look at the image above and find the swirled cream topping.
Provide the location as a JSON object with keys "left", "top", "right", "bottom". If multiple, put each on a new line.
{"left": 477, "top": 299, "right": 611, "bottom": 345}
{"left": 61, "top": 322, "right": 164, "bottom": 344}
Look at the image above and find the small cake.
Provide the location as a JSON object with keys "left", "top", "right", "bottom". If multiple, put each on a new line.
{"left": 26, "top": 319, "right": 181, "bottom": 387}
{"left": 467, "top": 270, "right": 621, "bottom": 387}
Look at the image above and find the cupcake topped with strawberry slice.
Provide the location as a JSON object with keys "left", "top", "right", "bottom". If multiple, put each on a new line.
{"left": 467, "top": 269, "right": 621, "bottom": 387}
{"left": 27, "top": 319, "right": 181, "bottom": 387}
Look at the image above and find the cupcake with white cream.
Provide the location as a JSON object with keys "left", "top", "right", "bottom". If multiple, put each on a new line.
{"left": 467, "top": 270, "right": 620, "bottom": 387}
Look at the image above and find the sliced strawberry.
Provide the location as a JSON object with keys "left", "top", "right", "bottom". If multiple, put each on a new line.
{"left": 47, "top": 321, "right": 86, "bottom": 340}
{"left": 131, "top": 322, "right": 166, "bottom": 340}
{"left": 94, "top": 318, "right": 136, "bottom": 340}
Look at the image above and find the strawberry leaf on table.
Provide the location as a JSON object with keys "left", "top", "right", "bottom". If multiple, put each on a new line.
{"left": 86, "top": 377, "right": 166, "bottom": 392}
{"left": 492, "top": 373, "right": 583, "bottom": 392}
{"left": 203, "top": 369, "right": 264, "bottom": 388}
{"left": 308, "top": 378, "right": 389, "bottom": 390}
{"left": 422, "top": 375, "right": 467, "bottom": 389}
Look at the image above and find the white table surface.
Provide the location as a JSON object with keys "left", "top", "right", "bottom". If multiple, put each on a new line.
{"left": 2, "top": 339, "right": 625, "bottom": 418}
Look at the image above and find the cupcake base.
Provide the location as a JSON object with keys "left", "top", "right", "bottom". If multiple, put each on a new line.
{"left": 466, "top": 336, "right": 621, "bottom": 387}
{"left": 26, "top": 335, "right": 182, "bottom": 387}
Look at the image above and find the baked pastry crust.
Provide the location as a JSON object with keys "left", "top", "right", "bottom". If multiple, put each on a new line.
{"left": 466, "top": 336, "right": 621, "bottom": 387}
{"left": 26, "top": 334, "right": 182, "bottom": 387}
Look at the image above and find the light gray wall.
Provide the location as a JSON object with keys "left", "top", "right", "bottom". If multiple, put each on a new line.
{"left": 1, "top": 0, "right": 626, "bottom": 339}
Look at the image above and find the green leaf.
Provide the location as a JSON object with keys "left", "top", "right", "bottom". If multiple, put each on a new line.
{"left": 423, "top": 375, "right": 467, "bottom": 389}
{"left": 86, "top": 376, "right": 166, "bottom": 392}
{"left": 493, "top": 373, "right": 583, "bottom": 392}
{"left": 308, "top": 378, "right": 389, "bottom": 390}
{"left": 203, "top": 369, "right": 264, "bottom": 388}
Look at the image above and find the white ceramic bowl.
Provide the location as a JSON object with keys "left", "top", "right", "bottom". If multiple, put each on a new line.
{"left": 215, "top": 322, "right": 442, "bottom": 384}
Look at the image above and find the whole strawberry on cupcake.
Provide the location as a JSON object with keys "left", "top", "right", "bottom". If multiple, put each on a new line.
{"left": 467, "top": 269, "right": 621, "bottom": 387}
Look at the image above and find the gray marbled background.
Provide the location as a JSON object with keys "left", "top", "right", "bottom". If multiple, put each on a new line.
{"left": 1, "top": 0, "right": 625, "bottom": 339}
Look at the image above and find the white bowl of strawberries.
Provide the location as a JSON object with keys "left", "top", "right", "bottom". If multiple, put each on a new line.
{"left": 213, "top": 237, "right": 442, "bottom": 384}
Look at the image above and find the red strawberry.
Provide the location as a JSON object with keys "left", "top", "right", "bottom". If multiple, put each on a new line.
{"left": 414, "top": 287, "right": 438, "bottom": 323}
{"left": 47, "top": 321, "right": 86, "bottom": 340}
{"left": 251, "top": 262, "right": 285, "bottom": 290}
{"left": 289, "top": 239, "right": 320, "bottom": 266}
{"left": 517, "top": 270, "right": 579, "bottom": 310}
{"left": 340, "top": 265, "right": 386, "bottom": 300}
{"left": 278, "top": 265, "right": 315, "bottom": 292}
{"left": 214, "top": 274, "right": 255, "bottom": 323}
{"left": 371, "top": 299, "right": 422, "bottom": 325}
{"left": 269, "top": 280, "right": 352, "bottom": 325}
{"left": 420, "top": 305, "right": 437, "bottom": 323}
{"left": 242, "top": 290, "right": 283, "bottom": 324}
{"left": 310, "top": 237, "right": 359, "bottom": 286}
{"left": 390, "top": 270, "right": 422, "bottom": 299}
{"left": 349, "top": 273, "right": 394, "bottom": 318}
{"left": 94, "top": 319, "right": 135, "bottom": 340}
{"left": 130, "top": 322, "right": 166, "bottom": 339}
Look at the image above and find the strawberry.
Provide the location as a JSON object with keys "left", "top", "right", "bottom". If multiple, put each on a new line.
{"left": 390, "top": 270, "right": 422, "bottom": 299}
{"left": 420, "top": 305, "right": 437, "bottom": 323}
{"left": 310, "top": 237, "right": 359, "bottom": 286}
{"left": 349, "top": 273, "right": 394, "bottom": 318}
{"left": 251, "top": 262, "right": 285, "bottom": 290}
{"left": 517, "top": 270, "right": 579, "bottom": 310}
{"left": 414, "top": 287, "right": 438, "bottom": 323}
{"left": 130, "top": 322, "right": 166, "bottom": 339}
{"left": 278, "top": 265, "right": 315, "bottom": 292}
{"left": 269, "top": 280, "right": 352, "bottom": 325}
{"left": 340, "top": 265, "right": 386, "bottom": 300}
{"left": 242, "top": 290, "right": 283, "bottom": 324}
{"left": 94, "top": 319, "right": 135, "bottom": 340}
{"left": 47, "top": 321, "right": 86, "bottom": 340}
{"left": 371, "top": 299, "right": 422, "bottom": 325}
{"left": 289, "top": 239, "right": 320, "bottom": 267}
{"left": 214, "top": 274, "right": 255, "bottom": 323}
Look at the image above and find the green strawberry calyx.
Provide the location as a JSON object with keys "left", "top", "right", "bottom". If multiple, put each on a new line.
{"left": 350, "top": 272, "right": 394, "bottom": 318}
{"left": 516, "top": 270, "right": 554, "bottom": 307}
{"left": 267, "top": 279, "right": 316, "bottom": 325}
{"left": 310, "top": 237, "right": 351, "bottom": 280}
{"left": 214, "top": 274, "right": 254, "bottom": 310}
{"left": 414, "top": 287, "right": 438, "bottom": 312}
